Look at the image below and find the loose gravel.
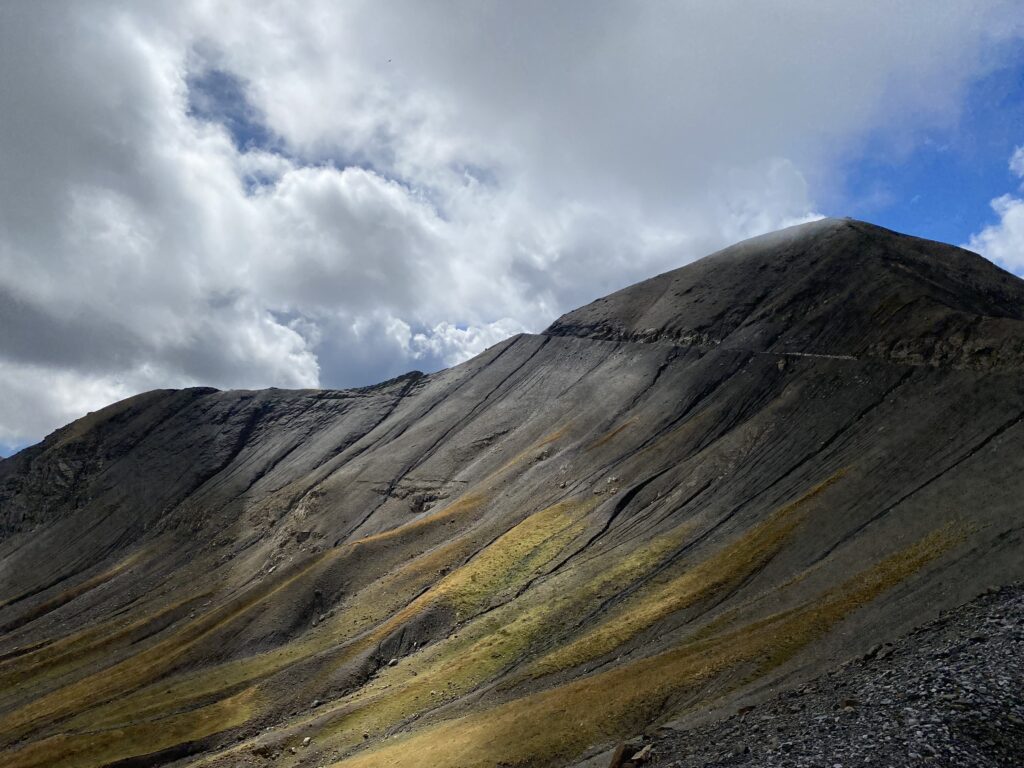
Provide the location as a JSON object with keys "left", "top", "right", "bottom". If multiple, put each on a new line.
{"left": 649, "top": 585, "right": 1024, "bottom": 767}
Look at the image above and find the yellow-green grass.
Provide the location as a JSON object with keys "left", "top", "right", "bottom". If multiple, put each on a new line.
{"left": 0, "top": 455, "right": 831, "bottom": 768}
{"left": 435, "top": 496, "right": 593, "bottom": 614}
{"left": 296, "top": 497, "right": 600, "bottom": 739}
{"left": 351, "top": 490, "right": 488, "bottom": 549}
{"left": 3, "top": 686, "right": 259, "bottom": 768}
{"left": 87, "top": 468, "right": 929, "bottom": 768}
{"left": 336, "top": 492, "right": 598, "bottom": 648}
{"left": 79, "top": 469, "right": 561, "bottom": 738}
{"left": 332, "top": 524, "right": 959, "bottom": 768}
{"left": 185, "top": 494, "right": 620, "bottom": 765}
{"left": 3, "top": 470, "right": 532, "bottom": 744}
{"left": 0, "top": 589, "right": 209, "bottom": 709}
{"left": 525, "top": 471, "right": 844, "bottom": 677}
{"left": 293, "top": 490, "right": 592, "bottom": 692}
{"left": 0, "top": 487, "right": 497, "bottom": 739}
{"left": 0, "top": 543, "right": 341, "bottom": 744}
{"left": 71, "top": 497, "right": 500, "bottom": 733}
{"left": 0, "top": 428, "right": 579, "bottom": 767}
{"left": 198, "top": 508, "right": 696, "bottom": 765}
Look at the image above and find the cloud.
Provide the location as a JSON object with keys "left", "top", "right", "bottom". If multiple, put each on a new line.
{"left": 1, "top": 1, "right": 1022, "bottom": 450}
{"left": 1011, "top": 146, "right": 1024, "bottom": 178}
{"left": 0, "top": 360, "right": 148, "bottom": 453}
{"left": 966, "top": 146, "right": 1024, "bottom": 272}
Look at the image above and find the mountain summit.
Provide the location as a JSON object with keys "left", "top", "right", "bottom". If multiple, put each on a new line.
{"left": 549, "top": 217, "right": 1024, "bottom": 368}
{"left": 1, "top": 220, "right": 1022, "bottom": 768}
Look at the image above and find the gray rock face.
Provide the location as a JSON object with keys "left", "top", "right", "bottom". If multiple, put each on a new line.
{"left": 0, "top": 219, "right": 1022, "bottom": 768}
{"left": 645, "top": 584, "right": 1024, "bottom": 767}
{"left": 548, "top": 218, "right": 1024, "bottom": 369}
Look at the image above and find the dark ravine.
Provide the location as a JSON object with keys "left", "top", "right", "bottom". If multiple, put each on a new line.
{"left": 0, "top": 218, "right": 1022, "bottom": 768}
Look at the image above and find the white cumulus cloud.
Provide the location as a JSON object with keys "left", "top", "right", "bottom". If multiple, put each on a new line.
{"left": 966, "top": 146, "right": 1024, "bottom": 273}
{"left": 1, "top": 0, "right": 1022, "bottom": 451}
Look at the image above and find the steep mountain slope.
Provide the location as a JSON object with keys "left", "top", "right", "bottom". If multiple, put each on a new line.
{"left": 1, "top": 218, "right": 1022, "bottom": 768}
{"left": 642, "top": 583, "right": 1024, "bottom": 767}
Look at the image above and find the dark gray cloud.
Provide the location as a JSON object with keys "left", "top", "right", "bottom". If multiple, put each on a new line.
{"left": 1, "top": 1, "right": 1022, "bottom": 451}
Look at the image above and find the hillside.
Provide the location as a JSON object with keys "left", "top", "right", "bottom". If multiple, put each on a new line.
{"left": 1, "top": 218, "right": 1023, "bottom": 768}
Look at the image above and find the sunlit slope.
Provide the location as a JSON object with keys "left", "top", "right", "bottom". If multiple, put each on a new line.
{"left": 1, "top": 219, "right": 1023, "bottom": 767}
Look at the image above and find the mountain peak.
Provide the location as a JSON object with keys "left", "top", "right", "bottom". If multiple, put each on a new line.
{"left": 545, "top": 218, "right": 1024, "bottom": 369}
{"left": 3, "top": 219, "right": 1024, "bottom": 768}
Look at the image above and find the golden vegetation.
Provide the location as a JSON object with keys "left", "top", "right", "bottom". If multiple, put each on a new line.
{"left": 0, "top": 488, "right": 495, "bottom": 741}
{"left": 230, "top": 477, "right": 841, "bottom": 761}
{"left": 0, "top": 444, "right": 960, "bottom": 768}
{"left": 0, "top": 588, "right": 207, "bottom": 708}
{"left": 0, "top": 544, "right": 338, "bottom": 744}
{"left": 527, "top": 470, "right": 844, "bottom": 677}
{"left": 332, "top": 524, "right": 958, "bottom": 768}
{"left": 273, "top": 496, "right": 600, "bottom": 749}
{"left": 3, "top": 687, "right": 258, "bottom": 768}
{"left": 436, "top": 497, "right": 594, "bottom": 614}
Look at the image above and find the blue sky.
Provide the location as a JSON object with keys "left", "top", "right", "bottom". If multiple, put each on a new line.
{"left": 839, "top": 56, "right": 1024, "bottom": 250}
{"left": 187, "top": 68, "right": 280, "bottom": 153}
{"left": 1, "top": 2, "right": 1023, "bottom": 457}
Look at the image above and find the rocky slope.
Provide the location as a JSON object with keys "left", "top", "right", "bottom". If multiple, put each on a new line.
{"left": 638, "top": 583, "right": 1024, "bottom": 767}
{"left": 0, "top": 218, "right": 1022, "bottom": 768}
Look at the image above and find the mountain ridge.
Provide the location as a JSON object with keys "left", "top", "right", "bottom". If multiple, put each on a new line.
{"left": 546, "top": 217, "right": 1024, "bottom": 370}
{"left": 0, "top": 219, "right": 1022, "bottom": 768}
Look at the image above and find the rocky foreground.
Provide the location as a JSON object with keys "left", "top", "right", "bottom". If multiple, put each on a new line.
{"left": 605, "top": 584, "right": 1023, "bottom": 767}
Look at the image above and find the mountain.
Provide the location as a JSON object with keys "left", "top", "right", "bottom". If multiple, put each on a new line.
{"left": 1, "top": 218, "right": 1022, "bottom": 768}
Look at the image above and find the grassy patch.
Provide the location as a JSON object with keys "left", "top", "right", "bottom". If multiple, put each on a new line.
{"left": 0, "top": 546, "right": 336, "bottom": 744}
{"left": 1, "top": 428, "right": 587, "bottom": 766}
{"left": 331, "top": 524, "right": 958, "bottom": 768}
{"left": 76, "top": 495, "right": 499, "bottom": 733}
{"left": 0, "top": 588, "right": 206, "bottom": 704}
{"left": 4, "top": 687, "right": 258, "bottom": 768}
{"left": 293, "top": 497, "right": 599, "bottom": 745}
{"left": 353, "top": 491, "right": 488, "bottom": 549}
{"left": 526, "top": 471, "right": 843, "bottom": 677}
{"left": 435, "top": 496, "right": 594, "bottom": 615}
{"left": 243, "top": 512, "right": 694, "bottom": 761}
{"left": 0, "top": 489, "right": 495, "bottom": 743}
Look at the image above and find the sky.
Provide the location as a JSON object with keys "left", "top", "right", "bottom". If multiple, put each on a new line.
{"left": 2, "top": 2, "right": 1024, "bottom": 455}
